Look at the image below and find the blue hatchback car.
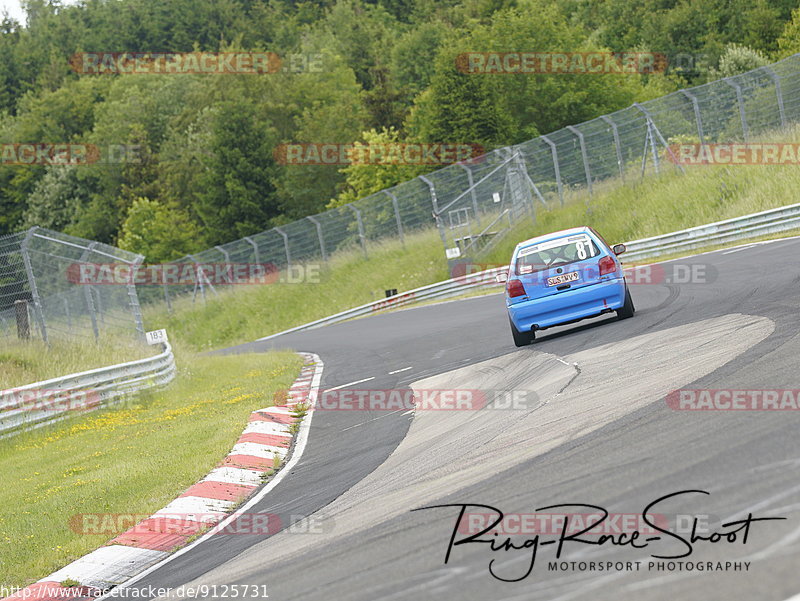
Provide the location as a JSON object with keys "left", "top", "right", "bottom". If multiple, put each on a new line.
{"left": 502, "top": 227, "right": 634, "bottom": 346}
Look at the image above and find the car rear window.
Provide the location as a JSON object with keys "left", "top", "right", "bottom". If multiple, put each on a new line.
{"left": 515, "top": 234, "right": 601, "bottom": 274}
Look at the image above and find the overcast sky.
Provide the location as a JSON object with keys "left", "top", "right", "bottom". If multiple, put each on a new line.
{"left": 0, "top": 0, "right": 25, "bottom": 23}
{"left": 0, "top": 1, "right": 81, "bottom": 25}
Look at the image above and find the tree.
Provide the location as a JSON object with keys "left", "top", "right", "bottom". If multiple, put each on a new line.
{"left": 709, "top": 44, "right": 770, "bottom": 79}
{"left": 390, "top": 21, "right": 447, "bottom": 101}
{"left": 269, "top": 45, "right": 369, "bottom": 219}
{"left": 778, "top": 6, "right": 800, "bottom": 58}
{"left": 407, "top": 44, "right": 515, "bottom": 149}
{"left": 21, "top": 166, "right": 87, "bottom": 231}
{"left": 117, "top": 197, "right": 202, "bottom": 262}
{"left": 194, "top": 100, "right": 280, "bottom": 244}
{"left": 329, "top": 127, "right": 430, "bottom": 207}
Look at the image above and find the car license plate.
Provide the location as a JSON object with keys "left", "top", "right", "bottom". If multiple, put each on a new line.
{"left": 547, "top": 271, "right": 579, "bottom": 286}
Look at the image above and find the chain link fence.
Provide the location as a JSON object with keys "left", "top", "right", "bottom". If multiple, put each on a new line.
{"left": 151, "top": 53, "right": 800, "bottom": 306}
{"left": 0, "top": 226, "right": 146, "bottom": 344}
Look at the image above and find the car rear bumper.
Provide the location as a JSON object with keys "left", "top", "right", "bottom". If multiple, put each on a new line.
{"left": 507, "top": 277, "right": 626, "bottom": 332}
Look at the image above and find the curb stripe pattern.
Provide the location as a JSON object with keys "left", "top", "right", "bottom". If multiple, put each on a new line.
{"left": 4, "top": 353, "right": 320, "bottom": 600}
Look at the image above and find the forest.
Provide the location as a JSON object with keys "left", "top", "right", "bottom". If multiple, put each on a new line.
{"left": 0, "top": 0, "right": 799, "bottom": 261}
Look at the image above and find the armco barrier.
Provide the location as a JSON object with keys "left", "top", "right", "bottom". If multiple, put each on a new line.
{"left": 0, "top": 342, "right": 176, "bottom": 436}
{"left": 622, "top": 202, "right": 800, "bottom": 260}
{"left": 258, "top": 205, "right": 800, "bottom": 340}
{"left": 257, "top": 267, "right": 507, "bottom": 341}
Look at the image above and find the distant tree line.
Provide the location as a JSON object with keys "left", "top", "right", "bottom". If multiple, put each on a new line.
{"left": 0, "top": 0, "right": 795, "bottom": 260}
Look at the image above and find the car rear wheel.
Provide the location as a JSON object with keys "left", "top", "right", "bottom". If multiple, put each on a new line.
{"left": 617, "top": 286, "right": 635, "bottom": 319}
{"left": 510, "top": 318, "right": 535, "bottom": 347}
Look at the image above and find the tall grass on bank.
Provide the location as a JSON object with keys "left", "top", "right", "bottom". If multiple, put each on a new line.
{"left": 143, "top": 228, "right": 448, "bottom": 351}
{"left": 0, "top": 349, "right": 302, "bottom": 588}
{"left": 483, "top": 154, "right": 800, "bottom": 265}
{"left": 0, "top": 338, "right": 157, "bottom": 390}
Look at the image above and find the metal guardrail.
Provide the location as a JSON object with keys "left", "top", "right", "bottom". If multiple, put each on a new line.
{"left": 258, "top": 204, "right": 800, "bottom": 341}
{"left": 622, "top": 202, "right": 800, "bottom": 261}
{"left": 0, "top": 342, "right": 177, "bottom": 436}
{"left": 257, "top": 268, "right": 506, "bottom": 341}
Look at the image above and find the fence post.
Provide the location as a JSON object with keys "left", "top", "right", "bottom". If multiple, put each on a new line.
{"left": 349, "top": 205, "right": 368, "bottom": 259}
{"left": 126, "top": 256, "right": 146, "bottom": 342}
{"left": 274, "top": 227, "right": 291, "bottom": 270}
{"left": 14, "top": 299, "right": 29, "bottom": 340}
{"left": 94, "top": 287, "right": 105, "bottom": 326}
{"left": 763, "top": 66, "right": 786, "bottom": 128}
{"left": 634, "top": 102, "right": 685, "bottom": 175}
{"left": 723, "top": 78, "right": 749, "bottom": 142}
{"left": 215, "top": 245, "right": 231, "bottom": 285}
{"left": 634, "top": 104, "right": 660, "bottom": 174}
{"left": 188, "top": 254, "right": 206, "bottom": 303}
{"left": 419, "top": 175, "right": 448, "bottom": 250}
{"left": 566, "top": 126, "right": 592, "bottom": 198}
{"left": 541, "top": 135, "right": 563, "bottom": 206}
{"left": 121, "top": 256, "right": 146, "bottom": 341}
{"left": 600, "top": 115, "right": 625, "bottom": 181}
{"left": 514, "top": 151, "right": 547, "bottom": 210}
{"left": 648, "top": 122, "right": 660, "bottom": 174}
{"left": 458, "top": 163, "right": 481, "bottom": 223}
{"left": 306, "top": 216, "right": 327, "bottom": 262}
{"left": 636, "top": 108, "right": 661, "bottom": 175}
{"left": 244, "top": 236, "right": 260, "bottom": 264}
{"left": 20, "top": 227, "right": 48, "bottom": 343}
{"left": 187, "top": 257, "right": 200, "bottom": 304}
{"left": 383, "top": 190, "right": 405, "bottom": 247}
{"left": 679, "top": 89, "right": 705, "bottom": 144}
{"left": 215, "top": 246, "right": 230, "bottom": 263}
{"left": 163, "top": 278, "right": 172, "bottom": 313}
{"left": 80, "top": 242, "right": 100, "bottom": 341}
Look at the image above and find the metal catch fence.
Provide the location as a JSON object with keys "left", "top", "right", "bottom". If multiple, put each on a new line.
{"left": 141, "top": 54, "right": 800, "bottom": 305}
{"left": 0, "top": 227, "right": 146, "bottom": 344}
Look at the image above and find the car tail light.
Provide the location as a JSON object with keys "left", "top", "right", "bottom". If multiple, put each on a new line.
{"left": 598, "top": 256, "right": 617, "bottom": 276}
{"left": 506, "top": 279, "right": 526, "bottom": 298}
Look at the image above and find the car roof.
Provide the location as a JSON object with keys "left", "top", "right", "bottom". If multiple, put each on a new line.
{"left": 514, "top": 227, "right": 594, "bottom": 252}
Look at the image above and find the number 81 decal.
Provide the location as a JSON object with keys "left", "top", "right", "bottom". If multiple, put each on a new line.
{"left": 575, "top": 240, "right": 596, "bottom": 260}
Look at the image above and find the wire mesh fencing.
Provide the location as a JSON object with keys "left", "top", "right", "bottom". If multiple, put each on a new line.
{"left": 156, "top": 53, "right": 800, "bottom": 307}
{"left": 0, "top": 227, "right": 146, "bottom": 345}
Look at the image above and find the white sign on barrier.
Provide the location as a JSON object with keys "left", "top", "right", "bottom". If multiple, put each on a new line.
{"left": 145, "top": 329, "right": 168, "bottom": 345}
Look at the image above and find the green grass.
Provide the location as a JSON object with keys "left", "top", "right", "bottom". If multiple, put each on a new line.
{"left": 0, "top": 349, "right": 303, "bottom": 588}
{"left": 482, "top": 160, "right": 800, "bottom": 266}
{"left": 0, "top": 338, "right": 157, "bottom": 390}
{"left": 144, "top": 228, "right": 449, "bottom": 351}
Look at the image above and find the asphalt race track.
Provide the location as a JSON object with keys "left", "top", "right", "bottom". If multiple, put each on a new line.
{"left": 113, "top": 237, "right": 800, "bottom": 601}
